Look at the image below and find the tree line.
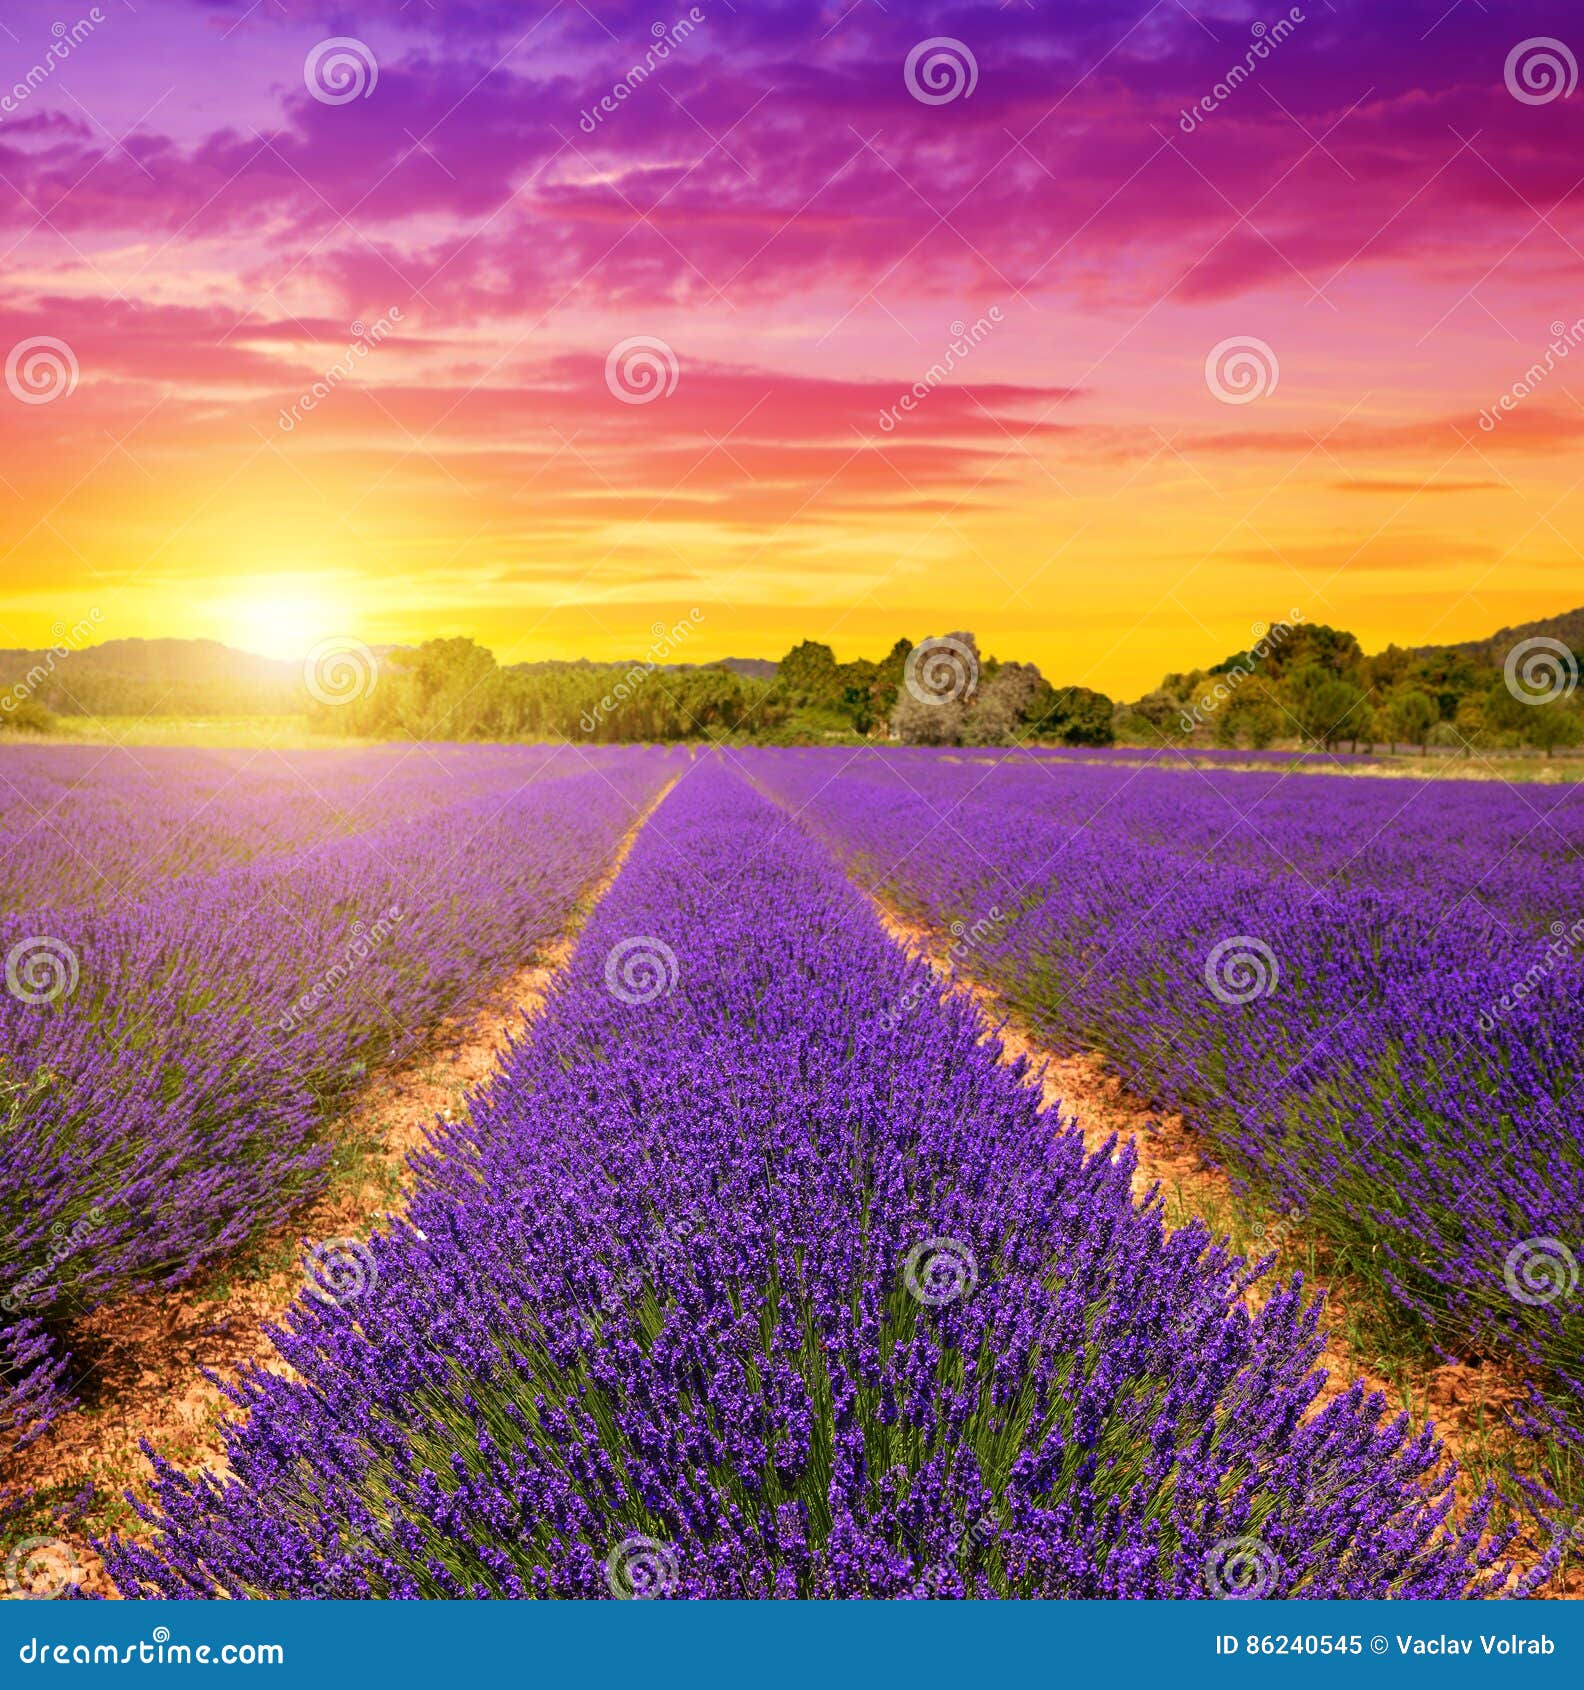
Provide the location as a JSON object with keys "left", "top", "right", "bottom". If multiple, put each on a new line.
{"left": 1122, "top": 618, "right": 1584, "bottom": 755}
{"left": 305, "top": 633, "right": 1117, "bottom": 747}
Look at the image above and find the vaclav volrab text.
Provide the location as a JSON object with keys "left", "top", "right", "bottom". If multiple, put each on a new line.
{"left": 1396, "top": 1635, "right": 1553, "bottom": 1655}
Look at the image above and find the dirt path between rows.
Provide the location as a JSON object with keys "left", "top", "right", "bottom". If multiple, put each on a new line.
{"left": 9, "top": 778, "right": 678, "bottom": 1600}
{"left": 874, "top": 902, "right": 1577, "bottom": 1597}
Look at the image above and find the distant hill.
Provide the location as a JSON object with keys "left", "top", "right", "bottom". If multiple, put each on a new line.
{"left": 1412, "top": 605, "right": 1584, "bottom": 667}
{"left": 508, "top": 655, "right": 778, "bottom": 681}
{"left": 0, "top": 638, "right": 298, "bottom": 717}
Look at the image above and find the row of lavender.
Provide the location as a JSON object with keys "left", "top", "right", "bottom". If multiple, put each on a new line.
{"left": 743, "top": 748, "right": 1584, "bottom": 1442}
{"left": 1, "top": 744, "right": 678, "bottom": 1470}
{"left": 111, "top": 765, "right": 1540, "bottom": 1598}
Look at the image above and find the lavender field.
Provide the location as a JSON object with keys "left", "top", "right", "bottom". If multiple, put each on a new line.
{"left": 2, "top": 745, "right": 1579, "bottom": 1599}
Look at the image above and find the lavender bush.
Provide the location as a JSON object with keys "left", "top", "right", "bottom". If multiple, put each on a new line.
{"left": 108, "top": 765, "right": 1537, "bottom": 1599}
{"left": 1, "top": 745, "right": 676, "bottom": 1462}
{"left": 745, "top": 748, "right": 1584, "bottom": 1443}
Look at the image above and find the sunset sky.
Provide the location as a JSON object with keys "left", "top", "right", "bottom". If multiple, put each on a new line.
{"left": 2, "top": 0, "right": 1582, "bottom": 697}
